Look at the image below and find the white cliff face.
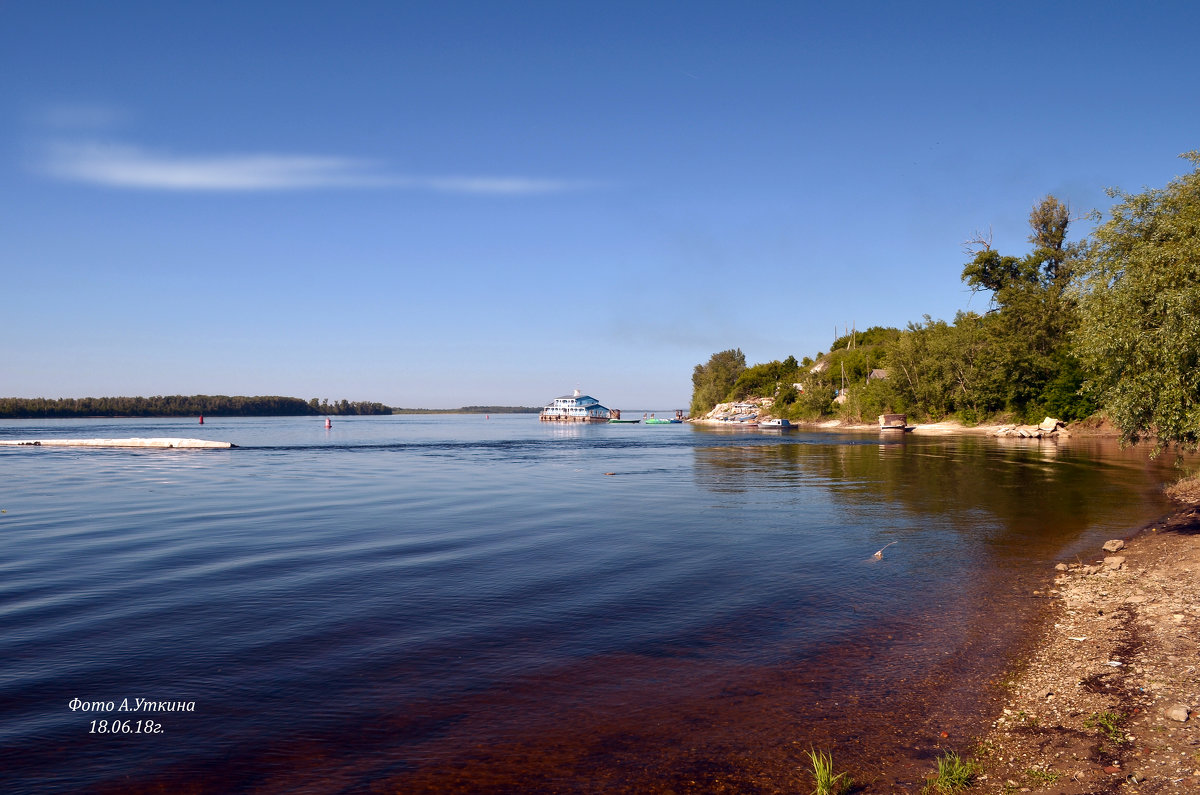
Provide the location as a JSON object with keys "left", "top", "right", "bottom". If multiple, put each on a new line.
{"left": 700, "top": 397, "right": 776, "bottom": 421}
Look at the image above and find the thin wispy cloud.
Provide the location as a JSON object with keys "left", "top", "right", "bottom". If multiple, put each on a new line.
{"left": 42, "top": 141, "right": 383, "bottom": 190}
{"left": 37, "top": 139, "right": 590, "bottom": 195}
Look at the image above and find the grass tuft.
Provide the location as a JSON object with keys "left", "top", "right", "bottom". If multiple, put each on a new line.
{"left": 1085, "top": 710, "right": 1126, "bottom": 743}
{"left": 924, "top": 750, "right": 979, "bottom": 793}
{"left": 807, "top": 748, "right": 852, "bottom": 795}
{"left": 1025, "top": 767, "right": 1061, "bottom": 785}
{"left": 1165, "top": 472, "right": 1200, "bottom": 504}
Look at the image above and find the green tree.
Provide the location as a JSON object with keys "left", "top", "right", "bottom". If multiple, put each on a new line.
{"left": 690, "top": 348, "right": 747, "bottom": 416}
{"left": 963, "top": 196, "right": 1077, "bottom": 300}
{"left": 874, "top": 312, "right": 1002, "bottom": 422}
{"left": 960, "top": 195, "right": 1089, "bottom": 420}
{"left": 1026, "top": 192, "right": 1073, "bottom": 286}
{"left": 885, "top": 316, "right": 959, "bottom": 419}
{"left": 730, "top": 360, "right": 785, "bottom": 400}
{"left": 1075, "top": 153, "right": 1200, "bottom": 452}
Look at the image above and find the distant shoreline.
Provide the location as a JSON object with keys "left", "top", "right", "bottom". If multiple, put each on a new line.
{"left": 0, "top": 396, "right": 541, "bottom": 419}
{"left": 0, "top": 395, "right": 389, "bottom": 419}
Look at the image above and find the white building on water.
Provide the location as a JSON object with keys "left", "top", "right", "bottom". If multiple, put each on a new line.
{"left": 539, "top": 389, "right": 613, "bottom": 422}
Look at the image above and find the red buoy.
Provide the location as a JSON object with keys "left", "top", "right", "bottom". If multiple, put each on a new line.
{"left": 198, "top": 415, "right": 204, "bottom": 424}
{"left": 325, "top": 417, "right": 332, "bottom": 429}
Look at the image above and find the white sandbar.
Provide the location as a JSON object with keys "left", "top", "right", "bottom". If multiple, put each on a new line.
{"left": 0, "top": 437, "right": 235, "bottom": 449}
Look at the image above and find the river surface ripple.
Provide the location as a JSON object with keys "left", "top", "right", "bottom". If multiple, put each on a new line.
{"left": 0, "top": 415, "right": 1180, "bottom": 792}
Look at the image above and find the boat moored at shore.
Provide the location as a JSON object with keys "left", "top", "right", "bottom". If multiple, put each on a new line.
{"left": 643, "top": 410, "right": 684, "bottom": 424}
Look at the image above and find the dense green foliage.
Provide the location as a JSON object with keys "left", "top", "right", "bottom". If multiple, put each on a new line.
{"left": 307, "top": 398, "right": 394, "bottom": 415}
{"left": 690, "top": 348, "right": 746, "bottom": 416}
{"left": 0, "top": 395, "right": 391, "bottom": 419}
{"left": 1076, "top": 153, "right": 1200, "bottom": 452}
{"left": 729, "top": 359, "right": 800, "bottom": 401}
{"left": 690, "top": 156, "right": 1200, "bottom": 437}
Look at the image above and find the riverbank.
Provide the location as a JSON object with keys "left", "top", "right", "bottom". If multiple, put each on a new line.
{"left": 689, "top": 416, "right": 1125, "bottom": 439}
{"left": 973, "top": 509, "right": 1199, "bottom": 791}
{"left": 689, "top": 418, "right": 1101, "bottom": 435}
{"left": 687, "top": 417, "right": 985, "bottom": 432}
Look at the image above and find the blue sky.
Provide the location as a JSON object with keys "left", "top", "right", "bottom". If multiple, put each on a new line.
{"left": 3, "top": 1, "right": 1198, "bottom": 409}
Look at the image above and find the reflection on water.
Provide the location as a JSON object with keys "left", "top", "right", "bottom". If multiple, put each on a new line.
{"left": 693, "top": 432, "right": 1180, "bottom": 560}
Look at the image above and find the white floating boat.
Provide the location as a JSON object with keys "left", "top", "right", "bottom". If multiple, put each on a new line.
{"left": 539, "top": 389, "right": 614, "bottom": 423}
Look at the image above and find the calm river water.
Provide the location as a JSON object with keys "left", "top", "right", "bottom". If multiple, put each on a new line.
{"left": 0, "top": 415, "right": 1182, "bottom": 792}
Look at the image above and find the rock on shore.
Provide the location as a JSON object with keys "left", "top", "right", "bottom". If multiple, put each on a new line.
{"left": 697, "top": 398, "right": 774, "bottom": 422}
{"left": 977, "top": 511, "right": 1200, "bottom": 791}
{"left": 990, "top": 417, "right": 1072, "bottom": 440}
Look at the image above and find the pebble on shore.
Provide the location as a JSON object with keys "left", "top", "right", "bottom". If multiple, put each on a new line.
{"left": 976, "top": 514, "right": 1200, "bottom": 791}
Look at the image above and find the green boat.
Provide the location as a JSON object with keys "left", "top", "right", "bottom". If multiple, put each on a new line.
{"left": 644, "top": 417, "right": 673, "bottom": 424}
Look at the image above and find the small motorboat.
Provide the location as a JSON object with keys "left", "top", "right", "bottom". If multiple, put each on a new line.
{"left": 759, "top": 418, "right": 792, "bottom": 429}
{"left": 878, "top": 414, "right": 911, "bottom": 431}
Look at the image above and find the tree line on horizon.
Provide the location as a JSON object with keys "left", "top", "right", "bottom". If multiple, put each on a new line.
{"left": 691, "top": 152, "right": 1200, "bottom": 454}
{"left": 392, "top": 406, "right": 541, "bottom": 414}
{"left": 0, "top": 395, "right": 392, "bottom": 419}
